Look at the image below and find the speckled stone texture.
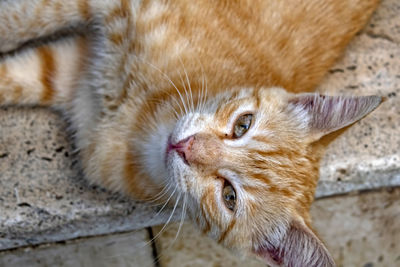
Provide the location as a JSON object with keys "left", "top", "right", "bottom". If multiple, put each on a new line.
{"left": 153, "top": 223, "right": 266, "bottom": 267}
{"left": 0, "top": 229, "right": 155, "bottom": 267}
{"left": 316, "top": 0, "right": 400, "bottom": 197}
{"left": 0, "top": 108, "right": 178, "bottom": 250}
{"left": 312, "top": 187, "right": 400, "bottom": 267}
{"left": 0, "top": 0, "right": 399, "bottom": 252}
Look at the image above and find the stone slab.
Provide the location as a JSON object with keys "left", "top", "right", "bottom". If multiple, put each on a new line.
{"left": 0, "top": 108, "right": 180, "bottom": 250}
{"left": 153, "top": 223, "right": 265, "bottom": 267}
{"left": 316, "top": 0, "right": 400, "bottom": 197}
{"left": 312, "top": 187, "right": 400, "bottom": 267}
{"left": 0, "top": 0, "right": 399, "bottom": 251}
{"left": 0, "top": 229, "right": 155, "bottom": 267}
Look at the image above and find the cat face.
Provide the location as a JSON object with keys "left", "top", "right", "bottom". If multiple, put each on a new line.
{"left": 160, "top": 87, "right": 381, "bottom": 266}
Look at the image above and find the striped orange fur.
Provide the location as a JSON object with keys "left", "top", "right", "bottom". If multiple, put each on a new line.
{"left": 0, "top": 0, "right": 382, "bottom": 266}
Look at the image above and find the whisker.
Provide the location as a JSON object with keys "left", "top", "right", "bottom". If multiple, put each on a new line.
{"left": 105, "top": 192, "right": 181, "bottom": 261}
{"left": 146, "top": 193, "right": 182, "bottom": 246}
{"left": 159, "top": 93, "right": 184, "bottom": 118}
{"left": 172, "top": 193, "right": 187, "bottom": 244}
{"left": 146, "top": 98, "right": 180, "bottom": 120}
{"left": 134, "top": 56, "right": 188, "bottom": 116}
{"left": 176, "top": 68, "right": 190, "bottom": 115}
{"left": 143, "top": 182, "right": 173, "bottom": 205}
{"left": 154, "top": 185, "right": 178, "bottom": 217}
{"left": 179, "top": 57, "right": 194, "bottom": 113}
{"left": 198, "top": 59, "right": 207, "bottom": 112}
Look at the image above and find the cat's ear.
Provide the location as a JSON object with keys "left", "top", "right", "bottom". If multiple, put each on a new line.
{"left": 254, "top": 220, "right": 335, "bottom": 267}
{"left": 288, "top": 93, "right": 382, "bottom": 141}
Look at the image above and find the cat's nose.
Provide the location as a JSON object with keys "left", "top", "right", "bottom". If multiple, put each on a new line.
{"left": 172, "top": 135, "right": 195, "bottom": 165}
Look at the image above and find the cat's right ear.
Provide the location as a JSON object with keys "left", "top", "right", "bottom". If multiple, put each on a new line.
{"left": 287, "top": 93, "right": 382, "bottom": 142}
{"left": 254, "top": 220, "right": 336, "bottom": 267}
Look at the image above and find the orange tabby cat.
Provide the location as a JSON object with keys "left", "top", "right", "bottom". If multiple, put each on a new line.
{"left": 0, "top": 0, "right": 381, "bottom": 266}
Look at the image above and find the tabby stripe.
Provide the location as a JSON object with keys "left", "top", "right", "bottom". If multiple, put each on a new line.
{"left": 200, "top": 211, "right": 211, "bottom": 235}
{"left": 218, "top": 218, "right": 236, "bottom": 244}
{"left": 124, "top": 146, "right": 161, "bottom": 200}
{"left": 253, "top": 87, "right": 261, "bottom": 108}
{"left": 110, "top": 33, "right": 124, "bottom": 46}
{"left": 120, "top": 0, "right": 130, "bottom": 17}
{"left": 248, "top": 171, "right": 271, "bottom": 185}
{"left": 0, "top": 65, "right": 7, "bottom": 77}
{"left": 36, "top": 0, "right": 51, "bottom": 19}
{"left": 199, "top": 200, "right": 211, "bottom": 220}
{"left": 204, "top": 194, "right": 224, "bottom": 229}
{"left": 110, "top": 71, "right": 134, "bottom": 108}
{"left": 200, "top": 190, "right": 216, "bottom": 229}
{"left": 216, "top": 102, "right": 239, "bottom": 125}
{"left": 252, "top": 136, "right": 271, "bottom": 144}
{"left": 214, "top": 3, "right": 284, "bottom": 87}
{"left": 78, "top": 0, "right": 91, "bottom": 21}
{"left": 38, "top": 46, "right": 56, "bottom": 104}
{"left": 54, "top": 1, "right": 63, "bottom": 18}
{"left": 73, "top": 36, "right": 89, "bottom": 100}
{"left": 0, "top": 65, "right": 6, "bottom": 103}
{"left": 124, "top": 149, "right": 144, "bottom": 198}
{"left": 268, "top": 185, "right": 294, "bottom": 198}
{"left": 253, "top": 148, "right": 292, "bottom": 160}
{"left": 214, "top": 90, "right": 239, "bottom": 116}
{"left": 242, "top": 185, "right": 264, "bottom": 196}
{"left": 201, "top": 205, "right": 217, "bottom": 231}
{"left": 134, "top": 87, "right": 177, "bottom": 129}
{"left": 105, "top": 6, "right": 124, "bottom": 24}
{"left": 13, "top": 85, "right": 23, "bottom": 101}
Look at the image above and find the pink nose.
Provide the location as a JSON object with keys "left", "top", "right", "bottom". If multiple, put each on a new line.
{"left": 168, "top": 135, "right": 195, "bottom": 165}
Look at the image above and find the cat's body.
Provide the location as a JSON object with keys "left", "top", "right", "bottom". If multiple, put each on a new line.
{"left": 0, "top": 0, "right": 381, "bottom": 266}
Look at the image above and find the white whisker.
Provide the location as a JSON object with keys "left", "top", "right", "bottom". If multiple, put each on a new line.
{"left": 172, "top": 193, "right": 187, "bottom": 244}
{"left": 198, "top": 59, "right": 207, "bottom": 112}
{"left": 146, "top": 193, "right": 182, "bottom": 246}
{"left": 144, "top": 182, "right": 174, "bottom": 205}
{"left": 177, "top": 68, "right": 190, "bottom": 115}
{"left": 154, "top": 185, "right": 178, "bottom": 217}
{"left": 134, "top": 56, "right": 188, "bottom": 116}
{"left": 180, "top": 58, "right": 194, "bottom": 113}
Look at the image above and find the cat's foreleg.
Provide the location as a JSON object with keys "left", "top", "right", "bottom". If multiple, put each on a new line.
{"left": 0, "top": 0, "right": 137, "bottom": 104}
{"left": 0, "top": 0, "right": 115, "bottom": 53}
{"left": 0, "top": 37, "right": 88, "bottom": 107}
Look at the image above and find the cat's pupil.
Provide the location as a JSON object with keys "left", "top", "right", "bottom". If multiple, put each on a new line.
{"left": 222, "top": 182, "right": 236, "bottom": 211}
{"left": 233, "top": 114, "right": 253, "bottom": 138}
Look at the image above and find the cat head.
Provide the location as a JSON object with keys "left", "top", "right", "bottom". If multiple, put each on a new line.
{"left": 152, "top": 87, "right": 380, "bottom": 266}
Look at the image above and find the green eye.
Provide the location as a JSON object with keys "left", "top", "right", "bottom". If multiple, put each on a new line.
{"left": 233, "top": 114, "right": 253, "bottom": 138}
{"left": 222, "top": 180, "right": 236, "bottom": 211}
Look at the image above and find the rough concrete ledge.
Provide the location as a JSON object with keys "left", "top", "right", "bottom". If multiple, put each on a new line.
{"left": 316, "top": 0, "right": 400, "bottom": 197}
{"left": 0, "top": 0, "right": 399, "bottom": 251}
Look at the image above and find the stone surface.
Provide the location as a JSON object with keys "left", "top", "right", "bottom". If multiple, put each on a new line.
{"left": 153, "top": 187, "right": 400, "bottom": 267}
{"left": 153, "top": 223, "right": 265, "bottom": 267}
{"left": 0, "top": 108, "right": 178, "bottom": 250}
{"left": 316, "top": 0, "right": 400, "bottom": 197}
{"left": 0, "top": 229, "right": 155, "bottom": 267}
{"left": 312, "top": 187, "right": 400, "bottom": 267}
{"left": 0, "top": 0, "right": 399, "bottom": 251}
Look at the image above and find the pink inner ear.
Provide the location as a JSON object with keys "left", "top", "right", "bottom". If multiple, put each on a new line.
{"left": 255, "top": 242, "right": 284, "bottom": 266}
{"left": 254, "top": 221, "right": 336, "bottom": 267}
{"left": 289, "top": 93, "right": 382, "bottom": 138}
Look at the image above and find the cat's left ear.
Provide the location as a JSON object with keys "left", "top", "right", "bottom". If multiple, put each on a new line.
{"left": 288, "top": 93, "right": 382, "bottom": 141}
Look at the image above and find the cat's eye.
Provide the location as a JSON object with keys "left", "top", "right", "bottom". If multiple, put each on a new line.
{"left": 233, "top": 114, "right": 253, "bottom": 138}
{"left": 222, "top": 180, "right": 236, "bottom": 211}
